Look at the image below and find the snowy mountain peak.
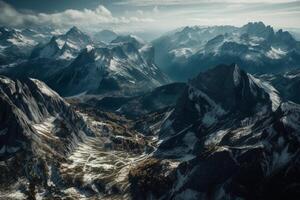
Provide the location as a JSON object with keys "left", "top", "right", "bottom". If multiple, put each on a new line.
{"left": 66, "top": 26, "right": 83, "bottom": 36}
{"left": 111, "top": 35, "right": 146, "bottom": 49}
{"left": 153, "top": 22, "right": 300, "bottom": 81}
{"left": 242, "top": 21, "right": 270, "bottom": 31}
{"left": 30, "top": 27, "right": 92, "bottom": 60}
{"left": 241, "top": 21, "right": 275, "bottom": 39}
{"left": 52, "top": 39, "right": 169, "bottom": 96}
{"left": 189, "top": 64, "right": 272, "bottom": 113}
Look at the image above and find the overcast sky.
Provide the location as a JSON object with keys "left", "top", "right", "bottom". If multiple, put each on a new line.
{"left": 1, "top": 0, "right": 300, "bottom": 34}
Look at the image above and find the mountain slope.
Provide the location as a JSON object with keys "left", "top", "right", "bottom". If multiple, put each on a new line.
{"left": 129, "top": 64, "right": 300, "bottom": 200}
{"left": 51, "top": 35, "right": 169, "bottom": 96}
{"left": 261, "top": 70, "right": 300, "bottom": 104}
{"left": 0, "top": 76, "right": 159, "bottom": 199}
{"left": 157, "top": 64, "right": 278, "bottom": 156}
{"left": 153, "top": 22, "right": 300, "bottom": 81}
{"left": 0, "top": 75, "right": 94, "bottom": 200}
{"left": 0, "top": 27, "right": 39, "bottom": 65}
{"left": 0, "top": 27, "right": 94, "bottom": 89}
{"left": 31, "top": 26, "right": 92, "bottom": 61}
{"left": 0, "top": 75, "right": 92, "bottom": 161}
{"left": 1, "top": 34, "right": 170, "bottom": 97}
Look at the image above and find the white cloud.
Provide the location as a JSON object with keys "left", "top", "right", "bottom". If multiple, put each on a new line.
{"left": 0, "top": 1, "right": 34, "bottom": 26}
{"left": 0, "top": 0, "right": 299, "bottom": 35}
{"left": 114, "top": 0, "right": 298, "bottom": 6}
{"left": 137, "top": 10, "right": 144, "bottom": 15}
{"left": 153, "top": 6, "right": 159, "bottom": 13}
{"left": 0, "top": 0, "right": 155, "bottom": 30}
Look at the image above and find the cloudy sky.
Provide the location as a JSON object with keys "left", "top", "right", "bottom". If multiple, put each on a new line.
{"left": 1, "top": 0, "right": 300, "bottom": 35}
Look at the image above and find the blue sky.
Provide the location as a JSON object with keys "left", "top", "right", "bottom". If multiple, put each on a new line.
{"left": 1, "top": 0, "right": 300, "bottom": 34}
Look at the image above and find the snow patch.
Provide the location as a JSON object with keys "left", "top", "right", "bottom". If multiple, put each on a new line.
{"left": 30, "top": 78, "right": 61, "bottom": 98}
{"left": 7, "top": 35, "right": 37, "bottom": 47}
{"left": 233, "top": 64, "right": 241, "bottom": 86}
{"left": 32, "top": 116, "right": 57, "bottom": 139}
{"left": 248, "top": 74, "right": 281, "bottom": 111}
{"left": 86, "top": 44, "right": 94, "bottom": 52}
{"left": 58, "top": 50, "right": 75, "bottom": 60}
{"left": 65, "top": 41, "right": 80, "bottom": 50}
{"left": 266, "top": 46, "right": 287, "bottom": 59}
{"left": 205, "top": 129, "right": 229, "bottom": 146}
{"left": 55, "top": 38, "right": 65, "bottom": 49}
{"left": 188, "top": 86, "right": 226, "bottom": 127}
{"left": 170, "top": 48, "right": 194, "bottom": 58}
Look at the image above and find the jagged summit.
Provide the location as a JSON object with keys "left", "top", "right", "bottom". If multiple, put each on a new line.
{"left": 53, "top": 38, "right": 169, "bottom": 96}
{"left": 150, "top": 64, "right": 300, "bottom": 199}
{"left": 66, "top": 26, "right": 85, "bottom": 37}
{"left": 153, "top": 22, "right": 300, "bottom": 81}
{"left": 30, "top": 26, "right": 92, "bottom": 60}
{"left": 189, "top": 64, "right": 273, "bottom": 113}
{"left": 158, "top": 64, "right": 281, "bottom": 139}
{"left": 111, "top": 35, "right": 146, "bottom": 49}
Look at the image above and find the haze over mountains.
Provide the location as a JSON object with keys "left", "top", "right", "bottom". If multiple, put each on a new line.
{"left": 0, "top": 20, "right": 300, "bottom": 200}
{"left": 153, "top": 22, "right": 300, "bottom": 81}
{"left": 0, "top": 26, "right": 169, "bottom": 97}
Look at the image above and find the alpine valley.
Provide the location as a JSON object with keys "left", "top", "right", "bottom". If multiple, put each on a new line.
{"left": 0, "top": 20, "right": 300, "bottom": 200}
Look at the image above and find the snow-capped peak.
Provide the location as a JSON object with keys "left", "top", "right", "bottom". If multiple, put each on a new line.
{"left": 66, "top": 26, "right": 83, "bottom": 36}
{"left": 233, "top": 64, "right": 241, "bottom": 86}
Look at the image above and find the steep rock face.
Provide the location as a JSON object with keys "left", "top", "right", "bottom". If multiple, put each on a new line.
{"left": 261, "top": 70, "right": 300, "bottom": 104}
{"left": 30, "top": 26, "right": 92, "bottom": 61}
{"left": 0, "top": 27, "right": 39, "bottom": 65}
{"left": 153, "top": 22, "right": 300, "bottom": 81}
{"left": 0, "top": 75, "right": 157, "bottom": 199}
{"left": 240, "top": 21, "right": 275, "bottom": 40}
{"left": 0, "top": 76, "right": 92, "bottom": 160}
{"left": 52, "top": 35, "right": 169, "bottom": 96}
{"left": 158, "top": 64, "right": 276, "bottom": 141}
{"left": 128, "top": 64, "right": 300, "bottom": 199}
{"left": 161, "top": 102, "right": 300, "bottom": 200}
{"left": 1, "top": 34, "right": 170, "bottom": 97}
{"left": 152, "top": 25, "right": 238, "bottom": 80}
{"left": 0, "top": 27, "right": 94, "bottom": 90}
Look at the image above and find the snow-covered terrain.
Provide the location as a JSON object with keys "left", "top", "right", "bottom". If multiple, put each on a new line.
{"left": 153, "top": 22, "right": 300, "bottom": 81}
{"left": 0, "top": 28, "right": 42, "bottom": 65}
{"left": 0, "top": 76, "right": 158, "bottom": 199}
{"left": 31, "top": 26, "right": 93, "bottom": 61}
{"left": 128, "top": 64, "right": 300, "bottom": 199}
{"left": 52, "top": 35, "right": 169, "bottom": 96}
{"left": 0, "top": 20, "right": 300, "bottom": 200}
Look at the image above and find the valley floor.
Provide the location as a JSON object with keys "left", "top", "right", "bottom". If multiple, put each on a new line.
{"left": 0, "top": 106, "right": 159, "bottom": 200}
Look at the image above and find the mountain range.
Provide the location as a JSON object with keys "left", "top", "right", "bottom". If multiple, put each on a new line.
{"left": 0, "top": 22, "right": 300, "bottom": 200}
{"left": 0, "top": 27, "right": 169, "bottom": 97}
{"left": 153, "top": 22, "right": 300, "bottom": 81}
{"left": 130, "top": 64, "right": 300, "bottom": 200}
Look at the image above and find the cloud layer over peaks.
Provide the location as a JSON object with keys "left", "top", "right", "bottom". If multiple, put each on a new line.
{"left": 0, "top": 1, "right": 154, "bottom": 31}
